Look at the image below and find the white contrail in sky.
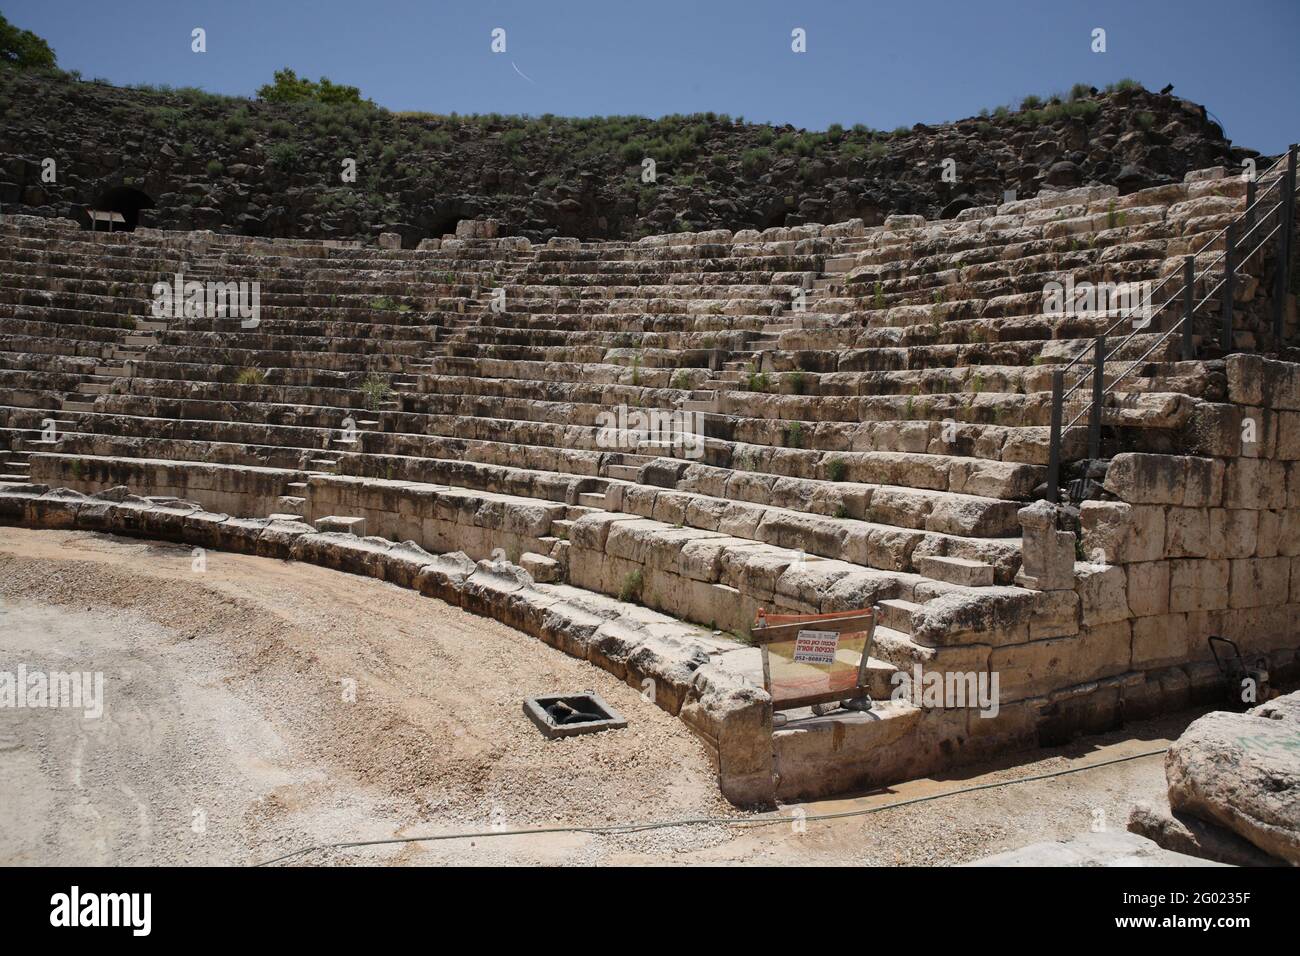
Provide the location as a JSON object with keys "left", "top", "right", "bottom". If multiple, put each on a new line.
{"left": 512, "top": 61, "right": 536, "bottom": 84}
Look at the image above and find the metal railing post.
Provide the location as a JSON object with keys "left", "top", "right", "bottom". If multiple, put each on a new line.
{"left": 1273, "top": 144, "right": 1297, "bottom": 347}
{"left": 1088, "top": 335, "right": 1106, "bottom": 460}
{"left": 1046, "top": 370, "right": 1063, "bottom": 503}
{"left": 1221, "top": 222, "right": 1235, "bottom": 352}
{"left": 1182, "top": 255, "right": 1195, "bottom": 360}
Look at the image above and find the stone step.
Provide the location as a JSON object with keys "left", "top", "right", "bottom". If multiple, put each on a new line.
{"left": 314, "top": 515, "right": 366, "bottom": 535}
{"left": 122, "top": 334, "right": 158, "bottom": 347}
{"left": 60, "top": 401, "right": 97, "bottom": 412}
{"left": 135, "top": 319, "right": 168, "bottom": 332}
{"left": 266, "top": 512, "right": 304, "bottom": 522}
{"left": 915, "top": 554, "right": 995, "bottom": 587}
{"left": 285, "top": 482, "right": 309, "bottom": 493}
{"left": 577, "top": 492, "right": 607, "bottom": 508}
{"left": 606, "top": 464, "right": 641, "bottom": 481}
{"left": 94, "top": 366, "right": 130, "bottom": 377}
{"left": 277, "top": 495, "right": 306, "bottom": 509}
{"left": 877, "top": 598, "right": 922, "bottom": 636}
{"left": 519, "top": 552, "right": 560, "bottom": 583}
{"left": 680, "top": 400, "right": 716, "bottom": 413}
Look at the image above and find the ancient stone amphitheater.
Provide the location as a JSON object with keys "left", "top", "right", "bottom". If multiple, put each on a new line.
{"left": 2, "top": 157, "right": 1298, "bottom": 805}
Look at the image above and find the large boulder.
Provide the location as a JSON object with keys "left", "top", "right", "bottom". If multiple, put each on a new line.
{"left": 1127, "top": 802, "right": 1284, "bottom": 867}
{"left": 1165, "top": 692, "right": 1300, "bottom": 863}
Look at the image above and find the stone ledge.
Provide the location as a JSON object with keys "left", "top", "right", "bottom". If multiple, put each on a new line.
{"left": 0, "top": 482, "right": 777, "bottom": 807}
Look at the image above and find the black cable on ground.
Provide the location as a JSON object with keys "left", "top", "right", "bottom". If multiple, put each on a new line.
{"left": 254, "top": 746, "right": 1169, "bottom": 866}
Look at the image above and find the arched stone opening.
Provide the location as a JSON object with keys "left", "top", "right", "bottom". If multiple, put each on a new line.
{"left": 84, "top": 186, "right": 155, "bottom": 232}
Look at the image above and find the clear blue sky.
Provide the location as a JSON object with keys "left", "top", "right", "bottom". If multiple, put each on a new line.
{"left": 5, "top": 0, "right": 1298, "bottom": 152}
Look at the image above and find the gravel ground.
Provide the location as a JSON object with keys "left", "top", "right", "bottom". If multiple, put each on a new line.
{"left": 0, "top": 527, "right": 1206, "bottom": 866}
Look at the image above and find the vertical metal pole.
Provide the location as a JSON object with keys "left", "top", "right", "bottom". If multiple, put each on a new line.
{"left": 1182, "top": 255, "right": 1195, "bottom": 360}
{"left": 1046, "top": 370, "right": 1063, "bottom": 503}
{"left": 1273, "top": 145, "right": 1297, "bottom": 347}
{"left": 1221, "top": 222, "right": 1235, "bottom": 352}
{"left": 1088, "top": 335, "right": 1106, "bottom": 460}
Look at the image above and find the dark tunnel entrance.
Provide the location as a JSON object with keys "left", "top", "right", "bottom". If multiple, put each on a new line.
{"left": 85, "top": 186, "right": 155, "bottom": 232}
{"left": 429, "top": 215, "right": 464, "bottom": 238}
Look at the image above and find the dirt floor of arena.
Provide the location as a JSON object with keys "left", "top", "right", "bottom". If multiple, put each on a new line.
{"left": 0, "top": 527, "right": 1202, "bottom": 866}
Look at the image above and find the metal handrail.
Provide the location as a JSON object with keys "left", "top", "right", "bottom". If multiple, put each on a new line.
{"left": 1045, "top": 143, "right": 1299, "bottom": 501}
{"left": 1056, "top": 151, "right": 1291, "bottom": 382}
{"left": 1063, "top": 218, "right": 1283, "bottom": 431}
{"left": 1062, "top": 205, "right": 1288, "bottom": 432}
{"left": 1067, "top": 209, "right": 1288, "bottom": 411}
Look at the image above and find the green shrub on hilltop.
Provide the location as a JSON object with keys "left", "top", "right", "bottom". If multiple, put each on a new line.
{"left": 257, "top": 67, "right": 367, "bottom": 106}
{"left": 0, "top": 13, "right": 56, "bottom": 70}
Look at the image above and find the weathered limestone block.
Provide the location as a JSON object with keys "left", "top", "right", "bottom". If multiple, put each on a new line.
{"left": 1166, "top": 696, "right": 1300, "bottom": 863}
{"left": 1168, "top": 559, "right": 1230, "bottom": 612}
{"left": 454, "top": 219, "right": 499, "bottom": 239}
{"left": 1126, "top": 561, "right": 1171, "bottom": 617}
{"left": 1164, "top": 507, "right": 1212, "bottom": 558}
{"left": 1223, "top": 458, "right": 1287, "bottom": 510}
{"left": 911, "top": 587, "right": 1034, "bottom": 647}
{"left": 1256, "top": 510, "right": 1282, "bottom": 557}
{"left": 1014, "top": 500, "right": 1074, "bottom": 590}
{"left": 991, "top": 621, "right": 1131, "bottom": 701}
{"left": 1228, "top": 353, "right": 1300, "bottom": 410}
{"left": 1079, "top": 500, "right": 1165, "bottom": 564}
{"left": 567, "top": 511, "right": 635, "bottom": 552}
{"left": 1104, "top": 453, "right": 1223, "bottom": 507}
{"left": 1029, "top": 589, "right": 1080, "bottom": 640}
{"left": 1210, "top": 508, "right": 1258, "bottom": 560}
{"left": 623, "top": 633, "right": 710, "bottom": 715}
{"left": 1228, "top": 556, "right": 1292, "bottom": 609}
{"left": 678, "top": 663, "right": 774, "bottom": 807}
{"left": 1075, "top": 562, "right": 1128, "bottom": 626}
{"left": 374, "top": 540, "right": 439, "bottom": 588}
{"left": 1274, "top": 410, "right": 1300, "bottom": 460}
{"left": 1131, "top": 612, "right": 1195, "bottom": 669}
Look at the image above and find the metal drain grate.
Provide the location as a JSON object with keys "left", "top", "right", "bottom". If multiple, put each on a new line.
{"left": 523, "top": 692, "right": 627, "bottom": 738}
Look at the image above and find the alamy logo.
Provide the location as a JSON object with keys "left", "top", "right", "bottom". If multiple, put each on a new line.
{"left": 50, "top": 886, "right": 151, "bottom": 936}
{"left": 890, "top": 665, "right": 1000, "bottom": 718}
{"left": 594, "top": 405, "right": 705, "bottom": 459}
{"left": 152, "top": 271, "right": 260, "bottom": 328}
{"left": 1043, "top": 276, "right": 1153, "bottom": 328}
{"left": 0, "top": 665, "right": 103, "bottom": 719}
